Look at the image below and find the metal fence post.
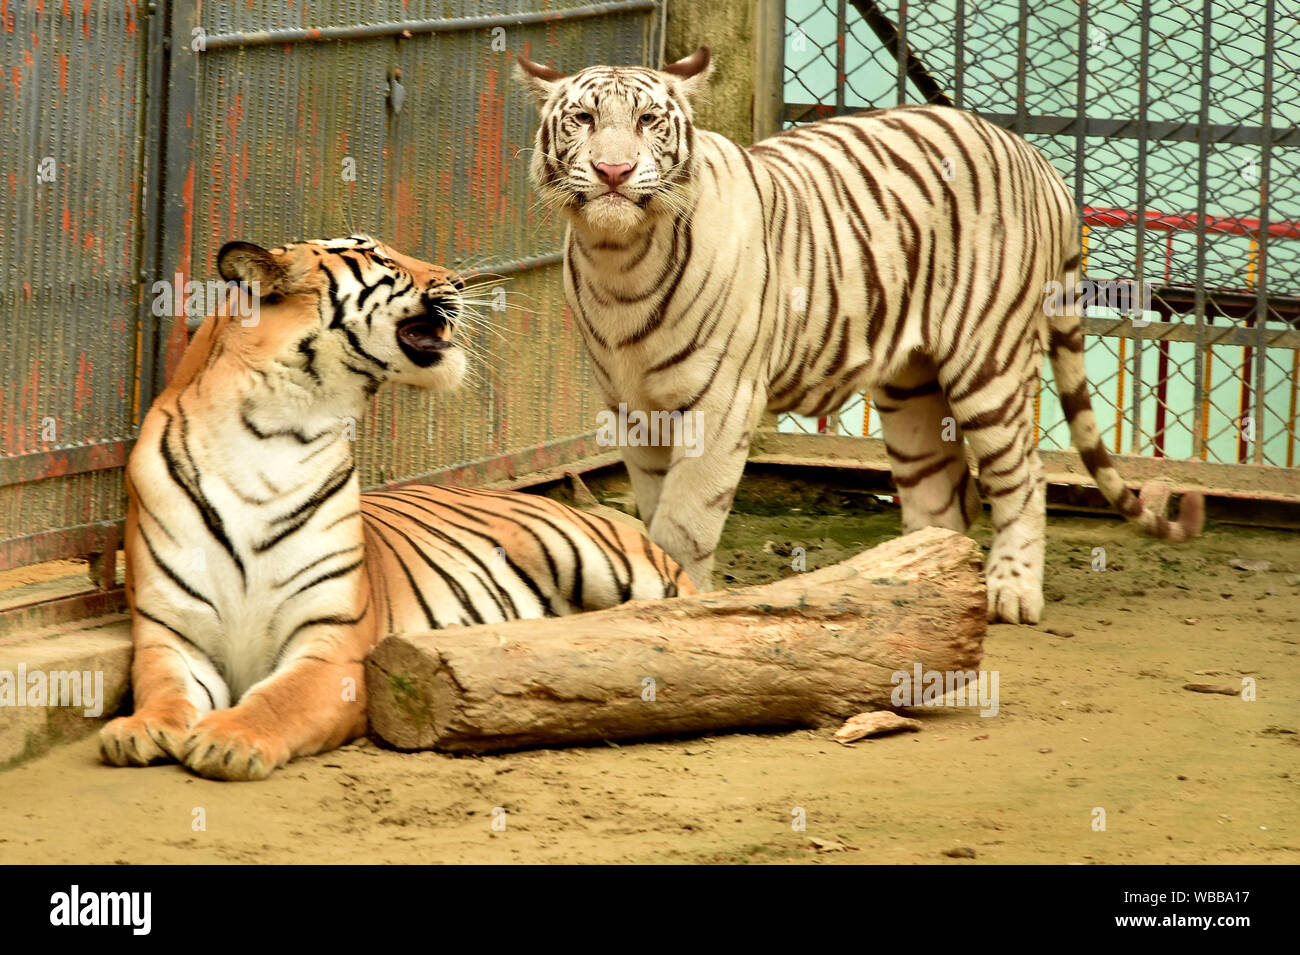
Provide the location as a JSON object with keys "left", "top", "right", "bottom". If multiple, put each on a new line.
{"left": 754, "top": 0, "right": 786, "bottom": 141}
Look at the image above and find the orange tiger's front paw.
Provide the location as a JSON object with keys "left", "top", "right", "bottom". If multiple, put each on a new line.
{"left": 180, "top": 710, "right": 291, "bottom": 781}
{"left": 100, "top": 701, "right": 198, "bottom": 767}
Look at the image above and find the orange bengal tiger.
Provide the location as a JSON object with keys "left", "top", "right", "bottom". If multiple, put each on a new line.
{"left": 100, "top": 236, "right": 692, "bottom": 780}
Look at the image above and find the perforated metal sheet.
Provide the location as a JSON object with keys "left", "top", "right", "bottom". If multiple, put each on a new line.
{"left": 0, "top": 0, "right": 661, "bottom": 572}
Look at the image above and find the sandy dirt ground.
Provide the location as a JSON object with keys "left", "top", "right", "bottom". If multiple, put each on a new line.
{"left": 1, "top": 487, "right": 1297, "bottom": 864}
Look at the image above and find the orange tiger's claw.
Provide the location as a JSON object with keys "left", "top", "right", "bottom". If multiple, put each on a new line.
{"left": 100, "top": 700, "right": 199, "bottom": 767}
{"left": 180, "top": 710, "right": 291, "bottom": 782}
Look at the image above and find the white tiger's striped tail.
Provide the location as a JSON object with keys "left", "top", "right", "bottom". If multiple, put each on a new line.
{"left": 1046, "top": 229, "right": 1204, "bottom": 542}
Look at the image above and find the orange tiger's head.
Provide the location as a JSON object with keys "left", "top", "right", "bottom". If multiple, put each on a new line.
{"left": 209, "top": 235, "right": 467, "bottom": 396}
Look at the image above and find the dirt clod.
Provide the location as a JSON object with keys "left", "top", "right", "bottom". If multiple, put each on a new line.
{"left": 1230, "top": 559, "right": 1272, "bottom": 572}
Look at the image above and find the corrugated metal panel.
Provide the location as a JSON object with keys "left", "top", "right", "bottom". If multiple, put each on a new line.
{"left": 0, "top": 1, "right": 147, "bottom": 572}
{"left": 0, "top": 2, "right": 145, "bottom": 457}
{"left": 0, "top": 0, "right": 661, "bottom": 576}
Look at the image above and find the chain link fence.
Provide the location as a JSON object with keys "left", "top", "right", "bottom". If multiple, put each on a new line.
{"left": 778, "top": 0, "right": 1300, "bottom": 472}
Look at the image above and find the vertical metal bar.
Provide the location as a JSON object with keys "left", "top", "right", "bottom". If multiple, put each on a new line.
{"left": 133, "top": 0, "right": 168, "bottom": 423}
{"left": 836, "top": 0, "right": 847, "bottom": 115}
{"left": 1238, "top": 275, "right": 1253, "bottom": 463}
{"left": 153, "top": 0, "right": 200, "bottom": 400}
{"left": 652, "top": 0, "right": 668, "bottom": 67}
{"left": 895, "top": 0, "right": 907, "bottom": 107}
{"left": 141, "top": 0, "right": 198, "bottom": 402}
{"left": 954, "top": 0, "right": 964, "bottom": 109}
{"left": 1073, "top": 0, "right": 1087, "bottom": 209}
{"left": 1156, "top": 339, "right": 1170, "bottom": 457}
{"left": 1289, "top": 349, "right": 1298, "bottom": 468}
{"left": 1156, "top": 231, "right": 1172, "bottom": 457}
{"left": 1015, "top": 0, "right": 1028, "bottom": 136}
{"left": 1115, "top": 336, "right": 1126, "bottom": 452}
{"left": 88, "top": 525, "right": 121, "bottom": 591}
{"left": 1191, "top": 0, "right": 1213, "bottom": 461}
{"left": 1253, "top": 0, "right": 1274, "bottom": 464}
{"left": 1131, "top": 0, "right": 1151, "bottom": 455}
{"left": 753, "top": 0, "right": 787, "bottom": 140}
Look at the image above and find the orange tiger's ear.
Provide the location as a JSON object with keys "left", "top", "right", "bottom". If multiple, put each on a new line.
{"left": 514, "top": 52, "right": 566, "bottom": 106}
{"left": 662, "top": 46, "right": 712, "bottom": 99}
{"left": 217, "top": 241, "right": 289, "bottom": 296}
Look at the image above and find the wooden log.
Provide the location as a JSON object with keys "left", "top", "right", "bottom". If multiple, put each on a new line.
{"left": 365, "top": 527, "right": 986, "bottom": 753}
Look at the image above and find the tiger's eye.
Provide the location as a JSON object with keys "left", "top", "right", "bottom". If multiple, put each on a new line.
{"left": 639, "top": 113, "right": 655, "bottom": 125}
{"left": 575, "top": 111, "right": 594, "bottom": 123}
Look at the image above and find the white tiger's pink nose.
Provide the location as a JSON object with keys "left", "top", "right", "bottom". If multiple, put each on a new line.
{"left": 593, "top": 162, "right": 635, "bottom": 187}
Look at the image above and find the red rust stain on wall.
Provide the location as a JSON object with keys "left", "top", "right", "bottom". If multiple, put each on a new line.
{"left": 469, "top": 67, "right": 507, "bottom": 253}
{"left": 57, "top": 52, "right": 66, "bottom": 93}
{"left": 73, "top": 352, "right": 92, "bottom": 413}
{"left": 435, "top": 168, "right": 453, "bottom": 253}
{"left": 22, "top": 362, "right": 41, "bottom": 423}
{"left": 223, "top": 93, "right": 245, "bottom": 246}
{"left": 161, "top": 309, "right": 189, "bottom": 383}
{"left": 394, "top": 175, "right": 417, "bottom": 252}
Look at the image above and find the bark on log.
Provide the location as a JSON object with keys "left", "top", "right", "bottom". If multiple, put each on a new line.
{"left": 365, "top": 527, "right": 986, "bottom": 753}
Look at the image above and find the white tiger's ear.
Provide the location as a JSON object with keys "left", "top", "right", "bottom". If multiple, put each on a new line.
{"left": 514, "top": 52, "right": 566, "bottom": 107}
{"left": 662, "top": 46, "right": 712, "bottom": 99}
{"left": 217, "top": 241, "right": 289, "bottom": 296}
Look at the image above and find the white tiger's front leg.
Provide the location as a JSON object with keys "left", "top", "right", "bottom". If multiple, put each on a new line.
{"left": 645, "top": 388, "right": 765, "bottom": 592}
{"left": 622, "top": 443, "right": 671, "bottom": 527}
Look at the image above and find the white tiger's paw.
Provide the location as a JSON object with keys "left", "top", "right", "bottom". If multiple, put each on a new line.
{"left": 100, "top": 701, "right": 198, "bottom": 766}
{"left": 180, "top": 710, "right": 291, "bottom": 781}
{"left": 985, "top": 564, "right": 1044, "bottom": 625}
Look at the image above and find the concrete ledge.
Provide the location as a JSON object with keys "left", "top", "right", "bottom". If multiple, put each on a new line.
{"left": 0, "top": 621, "right": 131, "bottom": 770}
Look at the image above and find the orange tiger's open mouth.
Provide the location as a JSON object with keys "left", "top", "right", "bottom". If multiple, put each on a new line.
{"left": 396, "top": 313, "right": 454, "bottom": 367}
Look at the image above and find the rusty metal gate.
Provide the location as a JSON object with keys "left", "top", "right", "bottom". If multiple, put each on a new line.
{"left": 0, "top": 0, "right": 663, "bottom": 631}
{"left": 765, "top": 0, "right": 1300, "bottom": 505}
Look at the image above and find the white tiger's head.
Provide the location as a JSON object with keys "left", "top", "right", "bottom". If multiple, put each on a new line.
{"left": 516, "top": 47, "right": 712, "bottom": 235}
{"left": 215, "top": 235, "right": 467, "bottom": 398}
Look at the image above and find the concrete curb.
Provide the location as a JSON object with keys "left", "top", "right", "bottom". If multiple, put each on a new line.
{"left": 0, "top": 621, "right": 132, "bottom": 770}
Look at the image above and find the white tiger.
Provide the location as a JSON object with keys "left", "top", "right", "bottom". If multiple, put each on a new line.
{"left": 515, "top": 45, "right": 1202, "bottom": 624}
